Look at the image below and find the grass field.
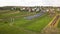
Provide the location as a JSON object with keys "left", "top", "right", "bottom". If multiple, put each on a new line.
{"left": 0, "top": 10, "right": 55, "bottom": 34}
{"left": 22, "top": 14, "right": 54, "bottom": 32}
{"left": 57, "top": 20, "right": 60, "bottom": 28}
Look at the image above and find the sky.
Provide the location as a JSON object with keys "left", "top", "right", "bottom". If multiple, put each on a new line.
{"left": 0, "top": 0, "right": 60, "bottom": 7}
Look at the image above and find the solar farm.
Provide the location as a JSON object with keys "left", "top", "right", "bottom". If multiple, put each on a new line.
{"left": 0, "top": 6, "right": 60, "bottom": 34}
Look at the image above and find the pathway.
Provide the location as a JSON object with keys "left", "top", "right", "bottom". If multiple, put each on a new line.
{"left": 41, "top": 14, "right": 60, "bottom": 34}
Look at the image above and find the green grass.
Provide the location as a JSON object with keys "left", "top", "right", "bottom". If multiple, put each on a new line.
{"left": 57, "top": 20, "right": 60, "bottom": 28}
{"left": 23, "top": 14, "right": 54, "bottom": 32}
{"left": 0, "top": 10, "right": 38, "bottom": 34}
{"left": 0, "top": 24, "right": 29, "bottom": 34}
{"left": 0, "top": 10, "right": 37, "bottom": 23}
{"left": 0, "top": 11, "right": 54, "bottom": 34}
{"left": 0, "top": 11, "right": 36, "bottom": 18}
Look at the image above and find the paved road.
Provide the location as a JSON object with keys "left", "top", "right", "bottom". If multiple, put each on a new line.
{"left": 24, "top": 11, "right": 45, "bottom": 20}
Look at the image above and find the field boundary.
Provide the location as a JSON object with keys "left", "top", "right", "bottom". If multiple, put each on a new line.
{"left": 41, "top": 14, "right": 60, "bottom": 34}
{"left": 42, "top": 15, "right": 57, "bottom": 30}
